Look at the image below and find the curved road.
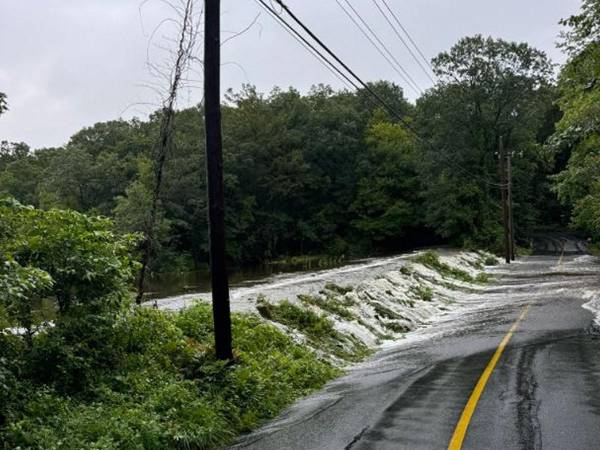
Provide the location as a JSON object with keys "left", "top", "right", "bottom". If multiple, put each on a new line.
{"left": 232, "top": 246, "right": 600, "bottom": 449}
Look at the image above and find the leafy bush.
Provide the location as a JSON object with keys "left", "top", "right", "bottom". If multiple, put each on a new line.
{"left": 0, "top": 256, "right": 54, "bottom": 338}
{"left": 1, "top": 303, "right": 339, "bottom": 449}
{"left": 0, "top": 202, "right": 343, "bottom": 448}
{"left": 0, "top": 198, "right": 140, "bottom": 315}
{"left": 27, "top": 307, "right": 125, "bottom": 393}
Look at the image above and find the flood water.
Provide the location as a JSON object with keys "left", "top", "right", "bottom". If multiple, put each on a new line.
{"left": 144, "top": 256, "right": 352, "bottom": 300}
{"left": 151, "top": 251, "right": 426, "bottom": 313}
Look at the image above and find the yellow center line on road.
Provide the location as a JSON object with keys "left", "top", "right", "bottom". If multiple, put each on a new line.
{"left": 447, "top": 304, "right": 531, "bottom": 450}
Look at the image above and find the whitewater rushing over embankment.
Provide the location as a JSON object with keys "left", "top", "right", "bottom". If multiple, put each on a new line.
{"left": 578, "top": 255, "right": 600, "bottom": 327}
{"left": 153, "top": 249, "right": 501, "bottom": 363}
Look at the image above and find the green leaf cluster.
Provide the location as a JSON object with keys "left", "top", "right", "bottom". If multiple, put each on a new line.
{"left": 551, "top": 0, "right": 600, "bottom": 240}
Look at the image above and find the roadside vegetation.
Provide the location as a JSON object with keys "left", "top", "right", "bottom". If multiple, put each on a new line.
{"left": 256, "top": 296, "right": 369, "bottom": 362}
{"left": 550, "top": 0, "right": 600, "bottom": 244}
{"left": 0, "top": 201, "right": 338, "bottom": 449}
{"left": 414, "top": 251, "right": 477, "bottom": 283}
{"left": 0, "top": 202, "right": 496, "bottom": 448}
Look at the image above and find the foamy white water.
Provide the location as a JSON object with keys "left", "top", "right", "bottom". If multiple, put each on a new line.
{"left": 152, "top": 249, "right": 502, "bottom": 356}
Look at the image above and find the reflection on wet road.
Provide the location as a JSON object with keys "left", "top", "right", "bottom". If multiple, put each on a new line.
{"left": 232, "top": 248, "right": 600, "bottom": 450}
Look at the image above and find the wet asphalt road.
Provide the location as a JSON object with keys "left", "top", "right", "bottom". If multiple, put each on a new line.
{"left": 232, "top": 245, "right": 600, "bottom": 450}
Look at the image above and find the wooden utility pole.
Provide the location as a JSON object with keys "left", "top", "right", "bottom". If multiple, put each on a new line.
{"left": 507, "top": 150, "right": 515, "bottom": 261}
{"left": 204, "top": 0, "right": 233, "bottom": 360}
{"left": 499, "top": 136, "right": 511, "bottom": 264}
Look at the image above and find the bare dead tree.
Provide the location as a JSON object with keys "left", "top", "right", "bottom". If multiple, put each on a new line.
{"left": 133, "top": 0, "right": 260, "bottom": 305}
{"left": 136, "top": 0, "right": 202, "bottom": 304}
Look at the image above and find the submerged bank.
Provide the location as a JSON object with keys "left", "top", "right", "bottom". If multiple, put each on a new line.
{"left": 152, "top": 249, "right": 501, "bottom": 365}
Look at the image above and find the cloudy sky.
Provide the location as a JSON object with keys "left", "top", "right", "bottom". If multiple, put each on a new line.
{"left": 0, "top": 0, "right": 582, "bottom": 149}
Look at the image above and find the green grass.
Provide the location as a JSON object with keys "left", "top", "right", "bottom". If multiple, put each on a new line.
{"left": 414, "top": 251, "right": 474, "bottom": 282}
{"left": 483, "top": 255, "right": 499, "bottom": 266}
{"left": 384, "top": 321, "right": 411, "bottom": 333}
{"left": 1, "top": 304, "right": 340, "bottom": 449}
{"left": 256, "top": 298, "right": 370, "bottom": 363}
{"left": 322, "top": 282, "right": 354, "bottom": 295}
{"left": 298, "top": 294, "right": 357, "bottom": 321}
{"left": 475, "top": 273, "right": 491, "bottom": 283}
{"left": 409, "top": 284, "right": 434, "bottom": 301}
{"left": 400, "top": 265, "right": 413, "bottom": 276}
{"left": 357, "top": 318, "right": 391, "bottom": 340}
{"left": 372, "top": 302, "right": 406, "bottom": 320}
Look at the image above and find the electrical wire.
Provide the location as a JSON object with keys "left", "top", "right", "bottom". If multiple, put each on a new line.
{"left": 255, "top": 0, "right": 358, "bottom": 91}
{"left": 372, "top": 0, "right": 435, "bottom": 85}
{"left": 335, "top": 0, "right": 422, "bottom": 95}
{"left": 270, "top": 0, "right": 416, "bottom": 126}
{"left": 373, "top": 0, "right": 433, "bottom": 77}
{"left": 255, "top": 0, "right": 414, "bottom": 127}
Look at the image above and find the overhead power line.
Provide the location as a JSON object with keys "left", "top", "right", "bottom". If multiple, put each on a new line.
{"left": 379, "top": 0, "right": 433, "bottom": 71}
{"left": 269, "top": 0, "right": 414, "bottom": 125}
{"left": 256, "top": 0, "right": 421, "bottom": 123}
{"left": 372, "top": 0, "right": 436, "bottom": 85}
{"left": 255, "top": 0, "right": 358, "bottom": 91}
{"left": 255, "top": 0, "right": 507, "bottom": 188}
{"left": 335, "top": 0, "right": 422, "bottom": 95}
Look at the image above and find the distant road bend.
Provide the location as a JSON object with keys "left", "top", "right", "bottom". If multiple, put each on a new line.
{"left": 232, "top": 238, "right": 600, "bottom": 450}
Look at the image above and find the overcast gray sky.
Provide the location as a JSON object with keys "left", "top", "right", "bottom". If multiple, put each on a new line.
{"left": 0, "top": 0, "right": 582, "bottom": 149}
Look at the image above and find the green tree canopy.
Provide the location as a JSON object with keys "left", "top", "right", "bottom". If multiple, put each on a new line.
{"left": 417, "top": 35, "right": 556, "bottom": 248}
{"left": 551, "top": 0, "right": 600, "bottom": 239}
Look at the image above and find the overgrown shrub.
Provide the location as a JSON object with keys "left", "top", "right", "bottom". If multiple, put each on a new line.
{"left": 0, "top": 198, "right": 140, "bottom": 316}
{"left": 27, "top": 307, "right": 124, "bottom": 393}
{"left": 0, "top": 201, "right": 342, "bottom": 449}
{"left": 1, "top": 303, "right": 339, "bottom": 449}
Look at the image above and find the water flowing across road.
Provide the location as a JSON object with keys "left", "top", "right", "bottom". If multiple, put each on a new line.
{"left": 230, "top": 243, "right": 600, "bottom": 449}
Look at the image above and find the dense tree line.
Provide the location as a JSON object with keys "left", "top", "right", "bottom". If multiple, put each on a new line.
{"left": 550, "top": 0, "right": 600, "bottom": 240}
{"left": 0, "top": 34, "right": 577, "bottom": 276}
